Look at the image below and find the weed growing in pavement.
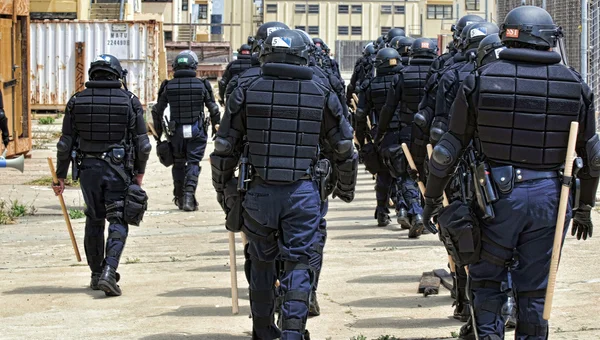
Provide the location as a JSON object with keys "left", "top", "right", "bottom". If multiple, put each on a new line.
{"left": 170, "top": 256, "right": 181, "bottom": 262}
{"left": 27, "top": 175, "right": 80, "bottom": 188}
{"left": 451, "top": 331, "right": 459, "bottom": 338}
{"left": 350, "top": 336, "right": 367, "bottom": 340}
{"left": 0, "top": 198, "right": 37, "bottom": 224}
{"left": 68, "top": 209, "right": 85, "bottom": 219}
{"left": 125, "top": 257, "right": 141, "bottom": 264}
{"left": 38, "top": 117, "right": 55, "bottom": 125}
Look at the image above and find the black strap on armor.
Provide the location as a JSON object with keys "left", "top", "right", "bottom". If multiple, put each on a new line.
{"left": 470, "top": 280, "right": 502, "bottom": 291}
{"left": 283, "top": 262, "right": 312, "bottom": 272}
{"left": 477, "top": 298, "right": 503, "bottom": 315}
{"left": 312, "top": 243, "right": 324, "bottom": 255}
{"left": 480, "top": 234, "right": 514, "bottom": 267}
{"left": 106, "top": 201, "right": 124, "bottom": 221}
{"left": 108, "top": 230, "right": 123, "bottom": 241}
{"left": 518, "top": 289, "right": 546, "bottom": 298}
{"left": 517, "top": 322, "right": 548, "bottom": 337}
{"left": 253, "top": 316, "right": 273, "bottom": 328}
{"left": 514, "top": 168, "right": 560, "bottom": 183}
{"left": 284, "top": 290, "right": 310, "bottom": 303}
{"left": 282, "top": 318, "right": 305, "bottom": 332}
{"left": 84, "top": 153, "right": 131, "bottom": 185}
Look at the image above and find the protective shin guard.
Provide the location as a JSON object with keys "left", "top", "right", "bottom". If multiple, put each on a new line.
{"left": 84, "top": 217, "right": 105, "bottom": 273}
{"left": 516, "top": 295, "right": 548, "bottom": 340}
{"left": 280, "top": 262, "right": 313, "bottom": 339}
{"left": 250, "top": 258, "right": 280, "bottom": 340}
{"left": 105, "top": 223, "right": 128, "bottom": 269}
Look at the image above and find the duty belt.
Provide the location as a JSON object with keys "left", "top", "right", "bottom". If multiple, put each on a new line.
{"left": 83, "top": 151, "right": 131, "bottom": 184}
{"left": 514, "top": 169, "right": 559, "bottom": 183}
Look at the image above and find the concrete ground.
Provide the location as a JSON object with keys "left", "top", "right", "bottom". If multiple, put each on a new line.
{"left": 1, "top": 121, "right": 600, "bottom": 340}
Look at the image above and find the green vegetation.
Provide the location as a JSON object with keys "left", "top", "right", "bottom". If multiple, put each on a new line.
{"left": 68, "top": 209, "right": 85, "bottom": 219}
{"left": 27, "top": 175, "right": 80, "bottom": 188}
{"left": 0, "top": 199, "right": 37, "bottom": 224}
{"left": 38, "top": 117, "right": 55, "bottom": 125}
{"left": 125, "top": 257, "right": 141, "bottom": 264}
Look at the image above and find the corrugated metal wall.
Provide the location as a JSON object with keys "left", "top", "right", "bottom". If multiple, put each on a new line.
{"left": 496, "top": 0, "right": 581, "bottom": 72}
{"left": 335, "top": 40, "right": 372, "bottom": 73}
{"left": 30, "top": 20, "right": 160, "bottom": 110}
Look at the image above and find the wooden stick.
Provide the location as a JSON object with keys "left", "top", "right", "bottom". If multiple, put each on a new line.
{"left": 425, "top": 144, "right": 456, "bottom": 272}
{"left": 228, "top": 231, "right": 240, "bottom": 315}
{"left": 543, "top": 121, "right": 579, "bottom": 320}
{"left": 47, "top": 157, "right": 81, "bottom": 262}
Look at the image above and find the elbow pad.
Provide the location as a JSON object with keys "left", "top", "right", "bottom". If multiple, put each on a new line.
{"left": 136, "top": 134, "right": 152, "bottom": 161}
{"left": 214, "top": 137, "right": 233, "bottom": 155}
{"left": 429, "top": 133, "right": 462, "bottom": 178}
{"left": 429, "top": 117, "right": 449, "bottom": 144}
{"left": 56, "top": 135, "right": 73, "bottom": 160}
{"left": 209, "top": 153, "right": 238, "bottom": 192}
{"left": 335, "top": 152, "right": 359, "bottom": 191}
{"left": 334, "top": 139, "right": 354, "bottom": 159}
{"left": 207, "top": 102, "right": 220, "bottom": 116}
{"left": 585, "top": 134, "right": 600, "bottom": 177}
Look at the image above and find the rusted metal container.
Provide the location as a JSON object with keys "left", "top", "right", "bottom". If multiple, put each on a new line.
{"left": 29, "top": 20, "right": 161, "bottom": 111}
{"left": 0, "top": 0, "right": 32, "bottom": 157}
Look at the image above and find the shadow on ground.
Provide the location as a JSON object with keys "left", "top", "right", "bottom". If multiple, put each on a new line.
{"left": 347, "top": 274, "right": 423, "bottom": 284}
{"left": 2, "top": 285, "right": 96, "bottom": 297}
{"left": 157, "top": 287, "right": 248, "bottom": 300}
{"left": 140, "top": 333, "right": 251, "bottom": 340}
{"left": 188, "top": 264, "right": 243, "bottom": 273}
{"left": 349, "top": 316, "right": 457, "bottom": 329}
{"left": 158, "top": 305, "right": 251, "bottom": 317}
{"left": 344, "top": 295, "right": 452, "bottom": 309}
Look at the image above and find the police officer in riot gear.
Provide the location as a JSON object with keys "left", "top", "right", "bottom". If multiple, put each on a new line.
{"left": 152, "top": 50, "right": 220, "bottom": 211}
{"left": 390, "top": 36, "right": 415, "bottom": 66}
{"left": 348, "top": 43, "right": 376, "bottom": 102}
{"left": 53, "top": 54, "right": 151, "bottom": 296}
{"left": 356, "top": 48, "right": 404, "bottom": 227}
{"left": 376, "top": 38, "right": 436, "bottom": 237}
{"left": 0, "top": 90, "right": 8, "bottom": 148}
{"left": 424, "top": 7, "right": 599, "bottom": 339}
{"left": 224, "top": 21, "right": 290, "bottom": 103}
{"left": 211, "top": 29, "right": 357, "bottom": 340}
{"left": 219, "top": 44, "right": 253, "bottom": 106}
{"left": 430, "top": 22, "right": 499, "bottom": 144}
{"left": 385, "top": 27, "right": 406, "bottom": 46}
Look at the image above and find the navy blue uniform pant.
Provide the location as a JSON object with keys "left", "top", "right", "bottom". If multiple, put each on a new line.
{"left": 395, "top": 125, "right": 423, "bottom": 217}
{"left": 170, "top": 120, "right": 208, "bottom": 197}
{"left": 375, "top": 129, "right": 400, "bottom": 214}
{"left": 243, "top": 179, "right": 320, "bottom": 340}
{"left": 79, "top": 158, "right": 129, "bottom": 273}
{"left": 469, "top": 178, "right": 571, "bottom": 339}
{"left": 309, "top": 199, "right": 328, "bottom": 292}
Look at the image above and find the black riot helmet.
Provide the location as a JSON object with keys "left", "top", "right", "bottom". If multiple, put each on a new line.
{"left": 312, "top": 37, "right": 325, "bottom": 49}
{"left": 453, "top": 15, "right": 485, "bottom": 40}
{"left": 385, "top": 28, "right": 406, "bottom": 44}
{"left": 89, "top": 54, "right": 124, "bottom": 80}
{"left": 410, "top": 38, "right": 438, "bottom": 58}
{"left": 390, "top": 36, "right": 415, "bottom": 56}
{"left": 253, "top": 21, "right": 290, "bottom": 52}
{"left": 375, "top": 35, "right": 385, "bottom": 47}
{"left": 238, "top": 44, "right": 252, "bottom": 56}
{"left": 462, "top": 22, "right": 500, "bottom": 50}
{"left": 260, "top": 29, "right": 310, "bottom": 66}
{"left": 375, "top": 47, "right": 401, "bottom": 69}
{"left": 363, "top": 42, "right": 376, "bottom": 57}
{"left": 295, "top": 29, "right": 315, "bottom": 52}
{"left": 247, "top": 36, "right": 255, "bottom": 46}
{"left": 499, "top": 6, "right": 561, "bottom": 49}
{"left": 477, "top": 33, "right": 506, "bottom": 67}
{"left": 172, "top": 50, "right": 199, "bottom": 71}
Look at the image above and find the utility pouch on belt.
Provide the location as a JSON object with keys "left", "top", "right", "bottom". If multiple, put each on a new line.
{"left": 111, "top": 148, "right": 126, "bottom": 165}
{"left": 438, "top": 200, "right": 482, "bottom": 267}
{"left": 156, "top": 140, "right": 174, "bottom": 167}
{"left": 124, "top": 184, "right": 148, "bottom": 226}
{"left": 360, "top": 141, "right": 383, "bottom": 175}
{"left": 225, "top": 177, "right": 243, "bottom": 232}
{"left": 490, "top": 165, "right": 515, "bottom": 195}
{"left": 71, "top": 150, "right": 81, "bottom": 181}
{"left": 314, "top": 158, "right": 332, "bottom": 202}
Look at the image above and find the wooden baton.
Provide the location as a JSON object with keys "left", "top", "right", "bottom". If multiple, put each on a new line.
{"left": 228, "top": 231, "right": 240, "bottom": 314}
{"left": 47, "top": 157, "right": 81, "bottom": 262}
{"left": 543, "top": 121, "right": 579, "bottom": 320}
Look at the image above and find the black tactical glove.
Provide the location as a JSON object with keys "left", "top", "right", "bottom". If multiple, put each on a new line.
{"left": 407, "top": 168, "right": 419, "bottom": 182}
{"left": 572, "top": 204, "right": 593, "bottom": 240}
{"left": 2, "top": 135, "right": 7, "bottom": 147}
{"left": 423, "top": 196, "right": 444, "bottom": 227}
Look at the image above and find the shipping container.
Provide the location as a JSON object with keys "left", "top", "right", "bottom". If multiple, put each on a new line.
{"left": 29, "top": 20, "right": 161, "bottom": 111}
{"left": 0, "top": 0, "right": 32, "bottom": 157}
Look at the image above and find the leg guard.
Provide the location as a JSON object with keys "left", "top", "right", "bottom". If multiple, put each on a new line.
{"left": 84, "top": 217, "right": 105, "bottom": 273}
{"left": 280, "top": 262, "right": 314, "bottom": 338}
{"left": 402, "top": 178, "right": 423, "bottom": 216}
{"left": 184, "top": 163, "right": 201, "bottom": 193}
{"left": 249, "top": 257, "right": 280, "bottom": 340}
{"left": 516, "top": 290, "right": 548, "bottom": 340}
{"left": 104, "top": 224, "right": 128, "bottom": 269}
{"left": 471, "top": 279, "right": 507, "bottom": 338}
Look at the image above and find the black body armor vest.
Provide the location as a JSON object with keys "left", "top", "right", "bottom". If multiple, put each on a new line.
{"left": 369, "top": 66, "right": 403, "bottom": 128}
{"left": 399, "top": 58, "right": 434, "bottom": 123}
{"left": 245, "top": 64, "right": 324, "bottom": 183}
{"left": 477, "top": 55, "right": 583, "bottom": 168}
{"left": 72, "top": 81, "right": 130, "bottom": 153}
{"left": 228, "top": 55, "right": 253, "bottom": 79}
{"left": 166, "top": 71, "right": 206, "bottom": 125}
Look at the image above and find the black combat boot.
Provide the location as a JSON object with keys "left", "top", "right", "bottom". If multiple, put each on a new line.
{"left": 309, "top": 290, "right": 320, "bottom": 316}
{"left": 98, "top": 264, "right": 122, "bottom": 297}
{"left": 173, "top": 182, "right": 184, "bottom": 210}
{"left": 396, "top": 208, "right": 411, "bottom": 229}
{"left": 182, "top": 192, "right": 198, "bottom": 212}
{"left": 453, "top": 300, "right": 471, "bottom": 322}
{"left": 90, "top": 272, "right": 101, "bottom": 290}
{"left": 377, "top": 211, "right": 391, "bottom": 227}
{"left": 408, "top": 214, "right": 424, "bottom": 238}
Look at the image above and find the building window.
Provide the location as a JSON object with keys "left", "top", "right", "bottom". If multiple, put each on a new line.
{"left": 164, "top": 31, "right": 173, "bottom": 42}
{"left": 395, "top": 5, "right": 405, "bottom": 14}
{"left": 182, "top": 0, "right": 188, "bottom": 11}
{"left": 338, "top": 4, "right": 349, "bottom": 14}
{"left": 427, "top": 5, "right": 453, "bottom": 19}
{"left": 352, "top": 5, "right": 362, "bottom": 14}
{"left": 266, "top": 4, "right": 277, "bottom": 13}
{"left": 142, "top": 0, "right": 173, "bottom": 2}
{"left": 308, "top": 4, "right": 319, "bottom": 14}
{"left": 466, "top": 0, "right": 480, "bottom": 11}
{"left": 198, "top": 4, "right": 208, "bottom": 19}
{"left": 381, "top": 27, "right": 391, "bottom": 35}
{"left": 295, "top": 4, "right": 306, "bottom": 13}
{"left": 381, "top": 5, "right": 392, "bottom": 14}
{"left": 338, "top": 26, "right": 349, "bottom": 35}
{"left": 308, "top": 26, "right": 319, "bottom": 35}
{"left": 351, "top": 26, "right": 362, "bottom": 35}
{"left": 295, "top": 25, "right": 306, "bottom": 31}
